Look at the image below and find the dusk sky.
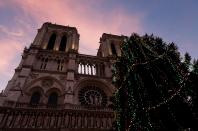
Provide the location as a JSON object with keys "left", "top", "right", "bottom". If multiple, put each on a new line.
{"left": 0, "top": 0, "right": 197, "bottom": 91}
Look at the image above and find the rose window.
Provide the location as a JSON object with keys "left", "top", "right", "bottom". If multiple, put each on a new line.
{"left": 78, "top": 86, "right": 107, "bottom": 106}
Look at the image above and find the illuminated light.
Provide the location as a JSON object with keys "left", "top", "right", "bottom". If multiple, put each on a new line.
{"left": 43, "top": 44, "right": 47, "bottom": 49}
{"left": 72, "top": 42, "right": 75, "bottom": 49}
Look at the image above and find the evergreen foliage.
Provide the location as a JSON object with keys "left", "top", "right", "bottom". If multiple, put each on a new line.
{"left": 112, "top": 34, "right": 198, "bottom": 131}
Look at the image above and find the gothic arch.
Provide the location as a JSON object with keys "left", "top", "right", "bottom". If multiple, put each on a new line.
{"left": 46, "top": 88, "right": 60, "bottom": 105}
{"left": 47, "top": 33, "right": 57, "bottom": 50}
{"left": 74, "top": 78, "right": 114, "bottom": 95}
{"left": 25, "top": 86, "right": 44, "bottom": 104}
{"left": 28, "top": 86, "right": 44, "bottom": 95}
{"left": 24, "top": 76, "right": 65, "bottom": 95}
{"left": 59, "top": 35, "right": 67, "bottom": 51}
{"left": 46, "top": 87, "right": 61, "bottom": 96}
{"left": 47, "top": 92, "right": 58, "bottom": 106}
{"left": 111, "top": 42, "right": 117, "bottom": 55}
{"left": 73, "top": 78, "right": 115, "bottom": 105}
{"left": 30, "top": 91, "right": 41, "bottom": 105}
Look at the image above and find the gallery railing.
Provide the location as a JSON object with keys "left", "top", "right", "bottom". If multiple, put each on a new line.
{"left": 0, "top": 106, "right": 114, "bottom": 130}
{"left": 3, "top": 100, "right": 113, "bottom": 112}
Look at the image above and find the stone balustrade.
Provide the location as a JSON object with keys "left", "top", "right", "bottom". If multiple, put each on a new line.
{"left": 3, "top": 100, "right": 113, "bottom": 112}
{"left": 0, "top": 106, "right": 114, "bottom": 130}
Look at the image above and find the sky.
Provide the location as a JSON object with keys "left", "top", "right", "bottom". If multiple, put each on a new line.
{"left": 0, "top": 0, "right": 198, "bottom": 91}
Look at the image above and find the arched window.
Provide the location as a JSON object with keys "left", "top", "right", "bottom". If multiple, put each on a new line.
{"left": 111, "top": 43, "right": 117, "bottom": 55}
{"left": 30, "top": 91, "right": 41, "bottom": 105}
{"left": 57, "top": 60, "right": 64, "bottom": 71}
{"left": 40, "top": 58, "right": 48, "bottom": 69}
{"left": 78, "top": 86, "right": 107, "bottom": 106}
{"left": 47, "top": 92, "right": 58, "bottom": 106}
{"left": 59, "top": 35, "right": 67, "bottom": 51}
{"left": 47, "top": 33, "right": 56, "bottom": 50}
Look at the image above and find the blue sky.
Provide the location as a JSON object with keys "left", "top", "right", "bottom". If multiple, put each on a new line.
{"left": 0, "top": 0, "right": 197, "bottom": 90}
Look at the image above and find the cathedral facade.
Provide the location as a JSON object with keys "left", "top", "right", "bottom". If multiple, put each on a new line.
{"left": 0, "top": 22, "right": 124, "bottom": 131}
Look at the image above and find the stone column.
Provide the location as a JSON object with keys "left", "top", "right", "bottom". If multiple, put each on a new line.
{"left": 64, "top": 53, "right": 76, "bottom": 104}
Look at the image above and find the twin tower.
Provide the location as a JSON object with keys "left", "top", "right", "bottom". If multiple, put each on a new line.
{"left": 0, "top": 22, "right": 124, "bottom": 131}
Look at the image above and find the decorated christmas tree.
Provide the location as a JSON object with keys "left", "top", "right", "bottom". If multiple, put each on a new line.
{"left": 112, "top": 34, "right": 198, "bottom": 130}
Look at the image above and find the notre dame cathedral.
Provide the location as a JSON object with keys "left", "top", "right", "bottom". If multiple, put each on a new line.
{"left": 0, "top": 22, "right": 124, "bottom": 131}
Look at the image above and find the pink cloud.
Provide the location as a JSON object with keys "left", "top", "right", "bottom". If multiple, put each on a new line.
{"left": 0, "top": 38, "right": 24, "bottom": 91}
{"left": 0, "top": 39, "right": 23, "bottom": 76}
{"left": 12, "top": 0, "right": 143, "bottom": 54}
{"left": 0, "top": 25, "right": 24, "bottom": 37}
{"left": 0, "top": 0, "right": 6, "bottom": 8}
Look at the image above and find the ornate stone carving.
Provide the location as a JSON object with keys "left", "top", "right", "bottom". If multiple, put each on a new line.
{"left": 59, "top": 75, "right": 67, "bottom": 80}
{"left": 41, "top": 79, "right": 54, "bottom": 88}
{"left": 30, "top": 73, "right": 39, "bottom": 79}
{"left": 78, "top": 86, "right": 107, "bottom": 106}
{"left": 65, "top": 86, "right": 73, "bottom": 94}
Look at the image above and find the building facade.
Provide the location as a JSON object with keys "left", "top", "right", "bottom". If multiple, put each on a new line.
{"left": 0, "top": 22, "right": 124, "bottom": 131}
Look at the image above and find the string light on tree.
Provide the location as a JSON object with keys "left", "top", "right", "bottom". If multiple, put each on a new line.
{"left": 112, "top": 34, "right": 198, "bottom": 131}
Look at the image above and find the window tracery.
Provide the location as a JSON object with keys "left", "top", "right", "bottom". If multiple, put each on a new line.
{"left": 78, "top": 86, "right": 107, "bottom": 106}
{"left": 78, "top": 63, "right": 97, "bottom": 75}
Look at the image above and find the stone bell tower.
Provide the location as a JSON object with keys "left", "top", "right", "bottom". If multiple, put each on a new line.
{"left": 0, "top": 22, "right": 123, "bottom": 131}
{"left": 97, "top": 33, "right": 125, "bottom": 57}
{"left": 1, "top": 22, "right": 80, "bottom": 105}
{"left": 32, "top": 22, "right": 79, "bottom": 51}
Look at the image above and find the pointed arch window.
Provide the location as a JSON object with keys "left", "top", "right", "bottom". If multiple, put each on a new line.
{"left": 40, "top": 58, "right": 48, "bottom": 70}
{"left": 59, "top": 35, "right": 67, "bottom": 51}
{"left": 57, "top": 60, "right": 64, "bottom": 71}
{"left": 30, "top": 91, "right": 41, "bottom": 106}
{"left": 47, "top": 33, "right": 56, "bottom": 50}
{"left": 111, "top": 43, "right": 117, "bottom": 55}
{"left": 47, "top": 92, "right": 58, "bottom": 107}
